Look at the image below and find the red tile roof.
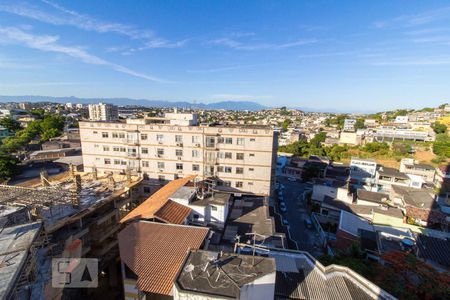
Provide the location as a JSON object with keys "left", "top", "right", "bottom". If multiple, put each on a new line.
{"left": 118, "top": 221, "right": 209, "bottom": 295}
{"left": 154, "top": 200, "right": 192, "bottom": 224}
{"left": 120, "top": 175, "right": 196, "bottom": 223}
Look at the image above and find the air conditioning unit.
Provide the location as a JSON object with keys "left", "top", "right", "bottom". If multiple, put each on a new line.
{"left": 177, "top": 143, "right": 183, "bottom": 147}
{"left": 157, "top": 154, "right": 162, "bottom": 158}
{"left": 159, "top": 169, "right": 164, "bottom": 172}
{"left": 195, "top": 143, "right": 201, "bottom": 147}
{"left": 177, "top": 156, "right": 182, "bottom": 160}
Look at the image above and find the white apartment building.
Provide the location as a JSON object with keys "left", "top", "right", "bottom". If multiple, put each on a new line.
{"left": 343, "top": 118, "right": 356, "bottom": 132}
{"left": 79, "top": 112, "right": 277, "bottom": 196}
{"left": 350, "top": 157, "right": 377, "bottom": 185}
{"left": 88, "top": 102, "right": 119, "bottom": 121}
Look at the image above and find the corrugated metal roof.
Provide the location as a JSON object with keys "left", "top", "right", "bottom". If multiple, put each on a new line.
{"left": 118, "top": 221, "right": 209, "bottom": 295}
{"left": 120, "top": 175, "right": 196, "bottom": 223}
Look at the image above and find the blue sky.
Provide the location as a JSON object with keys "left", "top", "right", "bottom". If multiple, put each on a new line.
{"left": 0, "top": 0, "right": 449, "bottom": 111}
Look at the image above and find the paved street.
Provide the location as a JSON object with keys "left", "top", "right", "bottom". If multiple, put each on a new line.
{"left": 276, "top": 177, "right": 324, "bottom": 257}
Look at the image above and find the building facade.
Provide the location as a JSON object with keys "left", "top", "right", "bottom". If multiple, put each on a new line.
{"left": 88, "top": 102, "right": 119, "bottom": 121}
{"left": 79, "top": 114, "right": 277, "bottom": 195}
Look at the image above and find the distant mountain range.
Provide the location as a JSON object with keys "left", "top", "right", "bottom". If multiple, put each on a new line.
{"left": 0, "top": 95, "right": 268, "bottom": 111}
{"left": 0, "top": 95, "right": 381, "bottom": 113}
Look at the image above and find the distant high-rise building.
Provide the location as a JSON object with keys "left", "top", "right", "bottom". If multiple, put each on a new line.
{"left": 343, "top": 118, "right": 356, "bottom": 132}
{"left": 88, "top": 102, "right": 118, "bottom": 121}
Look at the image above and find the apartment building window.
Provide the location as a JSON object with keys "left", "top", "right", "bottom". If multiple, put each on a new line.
{"left": 192, "top": 150, "right": 199, "bottom": 158}
{"left": 176, "top": 163, "right": 183, "bottom": 170}
{"left": 157, "top": 134, "right": 164, "bottom": 143}
{"left": 157, "top": 162, "right": 165, "bottom": 169}
{"left": 93, "top": 131, "right": 98, "bottom": 134}
{"left": 119, "top": 133, "right": 125, "bottom": 139}
{"left": 236, "top": 181, "right": 243, "bottom": 188}
{"left": 141, "top": 134, "right": 148, "bottom": 140}
{"left": 237, "top": 138, "right": 244, "bottom": 145}
{"left": 211, "top": 205, "right": 217, "bottom": 211}
{"left": 218, "top": 181, "right": 231, "bottom": 187}
{"left": 225, "top": 138, "right": 233, "bottom": 144}
{"left": 249, "top": 168, "right": 254, "bottom": 171}
{"left": 236, "top": 153, "right": 244, "bottom": 160}
{"left": 206, "top": 137, "right": 215, "bottom": 148}
{"left": 248, "top": 182, "right": 254, "bottom": 186}
{"left": 142, "top": 161, "right": 149, "bottom": 168}
{"left": 158, "top": 175, "right": 165, "bottom": 181}
{"left": 249, "top": 153, "right": 255, "bottom": 157}
{"left": 104, "top": 158, "right": 111, "bottom": 165}
{"left": 176, "top": 149, "right": 183, "bottom": 157}
{"left": 225, "top": 152, "right": 232, "bottom": 159}
{"left": 192, "top": 164, "right": 199, "bottom": 171}
{"left": 192, "top": 136, "right": 199, "bottom": 143}
{"left": 141, "top": 147, "right": 148, "bottom": 154}
{"left": 114, "top": 159, "right": 120, "bottom": 165}
{"left": 120, "top": 147, "right": 126, "bottom": 152}
{"left": 103, "top": 146, "right": 109, "bottom": 151}
{"left": 175, "top": 135, "right": 183, "bottom": 143}
{"left": 121, "top": 161, "right": 127, "bottom": 165}
{"left": 217, "top": 166, "right": 224, "bottom": 172}
{"left": 217, "top": 137, "right": 224, "bottom": 143}
{"left": 113, "top": 146, "right": 119, "bottom": 152}
{"left": 236, "top": 167, "right": 244, "bottom": 174}
{"left": 102, "top": 132, "right": 109, "bottom": 138}
{"left": 94, "top": 144, "right": 99, "bottom": 148}
{"left": 250, "top": 138, "right": 256, "bottom": 142}
{"left": 224, "top": 166, "right": 232, "bottom": 173}
{"left": 112, "top": 132, "right": 118, "bottom": 138}
{"left": 157, "top": 148, "right": 164, "bottom": 156}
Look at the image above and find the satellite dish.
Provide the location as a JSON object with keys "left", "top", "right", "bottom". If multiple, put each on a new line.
{"left": 184, "top": 264, "right": 195, "bottom": 273}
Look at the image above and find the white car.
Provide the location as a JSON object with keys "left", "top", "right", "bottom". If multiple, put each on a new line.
{"left": 287, "top": 177, "right": 296, "bottom": 182}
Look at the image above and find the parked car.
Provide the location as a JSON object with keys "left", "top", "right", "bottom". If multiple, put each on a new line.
{"left": 287, "top": 177, "right": 296, "bottom": 182}
{"left": 304, "top": 218, "right": 313, "bottom": 229}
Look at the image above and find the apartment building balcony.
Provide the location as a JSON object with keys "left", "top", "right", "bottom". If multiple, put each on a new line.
{"left": 124, "top": 139, "right": 139, "bottom": 145}
{"left": 127, "top": 152, "right": 140, "bottom": 159}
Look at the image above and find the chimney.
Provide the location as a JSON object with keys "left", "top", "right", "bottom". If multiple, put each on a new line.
{"left": 40, "top": 169, "right": 49, "bottom": 186}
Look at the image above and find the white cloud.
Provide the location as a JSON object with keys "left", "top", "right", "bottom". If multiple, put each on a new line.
{"left": 0, "top": 26, "right": 170, "bottom": 83}
{"left": 370, "top": 57, "right": 450, "bottom": 66}
{"left": 373, "top": 6, "right": 450, "bottom": 29}
{"left": 0, "top": 1, "right": 185, "bottom": 50}
{"left": 209, "top": 37, "right": 317, "bottom": 50}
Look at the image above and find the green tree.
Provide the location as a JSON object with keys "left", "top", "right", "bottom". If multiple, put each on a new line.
{"left": 0, "top": 116, "right": 21, "bottom": 132}
{"left": 362, "top": 142, "right": 389, "bottom": 153}
{"left": 280, "top": 119, "right": 292, "bottom": 132}
{"left": 431, "top": 122, "right": 447, "bottom": 134}
{"left": 0, "top": 154, "right": 18, "bottom": 182}
{"left": 433, "top": 134, "right": 450, "bottom": 158}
